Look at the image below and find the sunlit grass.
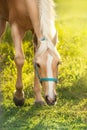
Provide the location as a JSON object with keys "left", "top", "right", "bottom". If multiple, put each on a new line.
{"left": 0, "top": 0, "right": 87, "bottom": 129}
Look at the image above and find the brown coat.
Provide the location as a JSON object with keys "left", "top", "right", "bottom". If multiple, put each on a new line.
{"left": 0, "top": 0, "right": 33, "bottom": 31}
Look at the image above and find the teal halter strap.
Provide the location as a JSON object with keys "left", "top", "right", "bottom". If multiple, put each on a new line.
{"left": 40, "top": 77, "right": 58, "bottom": 83}
{"left": 35, "top": 64, "right": 58, "bottom": 83}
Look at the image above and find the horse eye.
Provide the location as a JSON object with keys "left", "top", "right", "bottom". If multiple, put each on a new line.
{"left": 36, "top": 63, "right": 40, "bottom": 68}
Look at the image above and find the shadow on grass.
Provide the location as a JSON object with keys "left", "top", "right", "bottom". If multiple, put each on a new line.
{"left": 0, "top": 102, "right": 48, "bottom": 130}
{"left": 0, "top": 72, "right": 87, "bottom": 130}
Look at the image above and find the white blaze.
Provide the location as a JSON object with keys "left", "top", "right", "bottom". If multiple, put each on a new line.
{"left": 47, "top": 54, "right": 54, "bottom": 99}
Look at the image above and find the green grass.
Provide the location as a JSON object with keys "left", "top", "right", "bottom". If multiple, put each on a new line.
{"left": 0, "top": 0, "right": 87, "bottom": 130}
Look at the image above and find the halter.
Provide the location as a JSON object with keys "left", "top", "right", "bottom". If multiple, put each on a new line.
{"left": 35, "top": 37, "right": 58, "bottom": 84}
{"left": 35, "top": 64, "right": 58, "bottom": 84}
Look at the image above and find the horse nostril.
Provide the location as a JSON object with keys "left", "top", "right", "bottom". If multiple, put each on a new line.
{"left": 45, "top": 95, "right": 49, "bottom": 102}
{"left": 45, "top": 95, "right": 51, "bottom": 105}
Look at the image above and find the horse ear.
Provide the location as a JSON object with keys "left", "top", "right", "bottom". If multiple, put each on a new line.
{"left": 52, "top": 31, "right": 59, "bottom": 46}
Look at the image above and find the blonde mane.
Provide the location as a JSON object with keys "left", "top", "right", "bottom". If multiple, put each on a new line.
{"left": 37, "top": 0, "right": 56, "bottom": 39}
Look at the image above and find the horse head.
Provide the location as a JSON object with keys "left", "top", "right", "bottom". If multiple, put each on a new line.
{"left": 34, "top": 37, "right": 61, "bottom": 105}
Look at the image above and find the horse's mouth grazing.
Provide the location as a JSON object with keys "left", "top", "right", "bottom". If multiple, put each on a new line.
{"left": 45, "top": 95, "right": 57, "bottom": 106}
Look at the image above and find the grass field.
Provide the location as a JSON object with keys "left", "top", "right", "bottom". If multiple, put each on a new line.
{"left": 0, "top": 0, "right": 87, "bottom": 130}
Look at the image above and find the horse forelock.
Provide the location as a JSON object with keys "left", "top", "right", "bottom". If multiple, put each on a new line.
{"left": 35, "top": 39, "right": 60, "bottom": 60}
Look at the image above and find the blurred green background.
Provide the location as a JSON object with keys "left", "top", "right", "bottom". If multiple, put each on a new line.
{"left": 0, "top": 0, "right": 87, "bottom": 130}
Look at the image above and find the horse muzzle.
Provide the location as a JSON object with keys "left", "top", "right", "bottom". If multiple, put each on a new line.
{"left": 45, "top": 95, "right": 57, "bottom": 106}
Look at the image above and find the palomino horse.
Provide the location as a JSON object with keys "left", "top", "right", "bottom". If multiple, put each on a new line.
{"left": 0, "top": 0, "right": 61, "bottom": 106}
